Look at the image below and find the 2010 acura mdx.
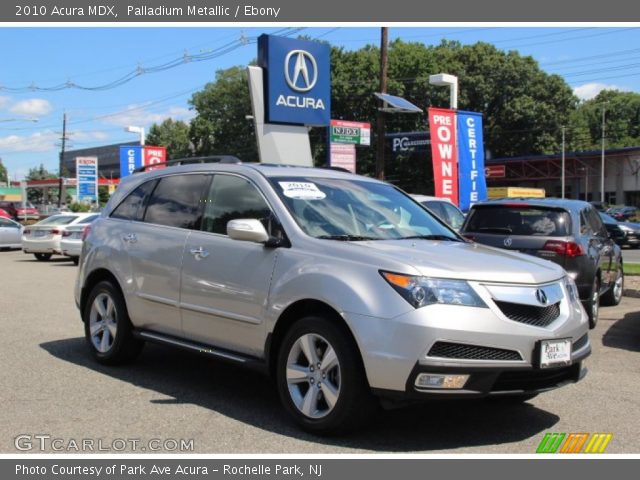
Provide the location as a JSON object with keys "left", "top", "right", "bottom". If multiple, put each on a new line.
{"left": 75, "top": 159, "right": 590, "bottom": 434}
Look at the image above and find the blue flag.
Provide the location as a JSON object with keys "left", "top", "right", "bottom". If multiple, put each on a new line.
{"left": 457, "top": 111, "right": 487, "bottom": 212}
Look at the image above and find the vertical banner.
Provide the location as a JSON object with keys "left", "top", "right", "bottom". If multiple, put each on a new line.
{"left": 143, "top": 146, "right": 167, "bottom": 171}
{"left": 428, "top": 108, "right": 459, "bottom": 205}
{"left": 457, "top": 111, "right": 487, "bottom": 212}
{"left": 76, "top": 156, "right": 98, "bottom": 203}
{"left": 119, "top": 146, "right": 143, "bottom": 178}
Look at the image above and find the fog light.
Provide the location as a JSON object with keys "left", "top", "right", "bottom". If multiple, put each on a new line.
{"left": 415, "top": 373, "right": 469, "bottom": 389}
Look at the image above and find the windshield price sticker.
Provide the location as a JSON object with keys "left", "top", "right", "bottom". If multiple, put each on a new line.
{"left": 279, "top": 182, "right": 327, "bottom": 200}
{"left": 540, "top": 338, "right": 572, "bottom": 368}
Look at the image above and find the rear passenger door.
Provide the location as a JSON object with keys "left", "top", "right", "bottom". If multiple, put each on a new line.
{"left": 585, "top": 206, "right": 614, "bottom": 288}
{"left": 112, "top": 174, "right": 210, "bottom": 337}
{"left": 180, "top": 174, "right": 280, "bottom": 356}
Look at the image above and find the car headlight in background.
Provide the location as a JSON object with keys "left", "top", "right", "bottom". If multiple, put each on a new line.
{"left": 618, "top": 224, "right": 633, "bottom": 233}
{"left": 381, "top": 271, "right": 487, "bottom": 308}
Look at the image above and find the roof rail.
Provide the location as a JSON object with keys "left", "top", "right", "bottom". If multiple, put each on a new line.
{"left": 133, "top": 155, "right": 242, "bottom": 173}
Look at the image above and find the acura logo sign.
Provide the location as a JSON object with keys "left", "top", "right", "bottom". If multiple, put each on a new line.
{"left": 284, "top": 50, "right": 318, "bottom": 92}
{"left": 535, "top": 289, "right": 548, "bottom": 305}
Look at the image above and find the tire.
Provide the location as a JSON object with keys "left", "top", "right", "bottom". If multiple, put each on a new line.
{"left": 83, "top": 280, "right": 143, "bottom": 365}
{"left": 276, "top": 315, "right": 377, "bottom": 435}
{"left": 601, "top": 262, "right": 624, "bottom": 307}
{"left": 72, "top": 257, "right": 79, "bottom": 266}
{"left": 34, "top": 253, "right": 52, "bottom": 261}
{"left": 586, "top": 276, "right": 600, "bottom": 329}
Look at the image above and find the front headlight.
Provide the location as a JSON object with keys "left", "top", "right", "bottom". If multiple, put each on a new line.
{"left": 564, "top": 275, "right": 580, "bottom": 304}
{"left": 381, "top": 271, "right": 487, "bottom": 309}
{"left": 618, "top": 224, "right": 633, "bottom": 233}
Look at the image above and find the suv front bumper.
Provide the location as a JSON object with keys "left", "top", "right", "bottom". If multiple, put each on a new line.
{"left": 344, "top": 297, "right": 590, "bottom": 397}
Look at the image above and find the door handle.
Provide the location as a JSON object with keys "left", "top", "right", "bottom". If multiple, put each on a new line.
{"left": 122, "top": 233, "right": 137, "bottom": 244}
{"left": 189, "top": 247, "right": 209, "bottom": 260}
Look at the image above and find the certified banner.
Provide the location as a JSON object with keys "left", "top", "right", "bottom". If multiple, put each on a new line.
{"left": 428, "top": 108, "right": 458, "bottom": 205}
{"left": 457, "top": 111, "right": 487, "bottom": 211}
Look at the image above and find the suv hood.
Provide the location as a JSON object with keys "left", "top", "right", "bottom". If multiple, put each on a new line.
{"left": 353, "top": 239, "right": 564, "bottom": 284}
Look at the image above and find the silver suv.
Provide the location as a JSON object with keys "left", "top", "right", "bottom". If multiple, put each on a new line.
{"left": 75, "top": 160, "right": 590, "bottom": 434}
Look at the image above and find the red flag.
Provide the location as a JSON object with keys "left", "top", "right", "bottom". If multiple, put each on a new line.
{"left": 428, "top": 108, "right": 459, "bottom": 205}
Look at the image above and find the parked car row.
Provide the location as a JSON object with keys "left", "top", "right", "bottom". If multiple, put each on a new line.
{"left": 0, "top": 200, "right": 41, "bottom": 221}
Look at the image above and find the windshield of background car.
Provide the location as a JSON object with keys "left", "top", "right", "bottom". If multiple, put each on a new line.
{"left": 36, "top": 215, "right": 79, "bottom": 226}
{"left": 464, "top": 205, "right": 571, "bottom": 237}
{"left": 599, "top": 212, "right": 619, "bottom": 224}
{"left": 269, "top": 176, "right": 458, "bottom": 241}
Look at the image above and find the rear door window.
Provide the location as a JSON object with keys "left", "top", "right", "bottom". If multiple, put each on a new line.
{"left": 143, "top": 174, "right": 210, "bottom": 230}
{"left": 111, "top": 180, "right": 157, "bottom": 221}
{"left": 464, "top": 206, "right": 571, "bottom": 236}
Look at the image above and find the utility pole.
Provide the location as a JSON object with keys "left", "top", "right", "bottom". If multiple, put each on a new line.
{"left": 600, "top": 103, "right": 606, "bottom": 203}
{"left": 58, "top": 113, "right": 68, "bottom": 207}
{"left": 561, "top": 126, "right": 566, "bottom": 198}
{"left": 375, "top": 27, "right": 388, "bottom": 180}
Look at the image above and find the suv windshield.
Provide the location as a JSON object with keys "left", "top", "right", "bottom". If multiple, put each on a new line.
{"left": 464, "top": 205, "right": 571, "bottom": 236}
{"left": 270, "top": 176, "right": 459, "bottom": 241}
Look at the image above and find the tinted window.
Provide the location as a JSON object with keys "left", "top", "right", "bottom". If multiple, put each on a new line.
{"left": 441, "top": 202, "right": 465, "bottom": 230}
{"left": 202, "top": 175, "right": 272, "bottom": 235}
{"left": 586, "top": 207, "right": 606, "bottom": 236}
{"left": 111, "top": 180, "right": 157, "bottom": 221}
{"left": 464, "top": 206, "right": 571, "bottom": 237}
{"left": 78, "top": 214, "right": 100, "bottom": 224}
{"left": 144, "top": 174, "right": 210, "bottom": 229}
{"left": 422, "top": 201, "right": 446, "bottom": 218}
{"left": 37, "top": 215, "right": 80, "bottom": 226}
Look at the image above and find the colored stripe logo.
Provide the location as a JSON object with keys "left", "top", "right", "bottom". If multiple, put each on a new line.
{"left": 536, "top": 433, "right": 612, "bottom": 453}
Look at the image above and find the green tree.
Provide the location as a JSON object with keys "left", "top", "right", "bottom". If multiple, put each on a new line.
{"left": 571, "top": 90, "right": 640, "bottom": 151}
{"left": 189, "top": 66, "right": 258, "bottom": 161}
{"left": 25, "top": 164, "right": 57, "bottom": 204}
{"left": 0, "top": 159, "right": 7, "bottom": 184}
{"left": 146, "top": 118, "right": 192, "bottom": 159}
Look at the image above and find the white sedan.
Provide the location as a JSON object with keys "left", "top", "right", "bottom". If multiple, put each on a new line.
{"left": 22, "top": 213, "right": 100, "bottom": 261}
{"left": 0, "top": 217, "right": 23, "bottom": 249}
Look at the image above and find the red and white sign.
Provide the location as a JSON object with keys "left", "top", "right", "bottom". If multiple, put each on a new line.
{"left": 428, "top": 108, "right": 459, "bottom": 205}
{"left": 329, "top": 143, "right": 356, "bottom": 173}
{"left": 485, "top": 165, "right": 506, "bottom": 178}
{"left": 143, "top": 146, "right": 167, "bottom": 171}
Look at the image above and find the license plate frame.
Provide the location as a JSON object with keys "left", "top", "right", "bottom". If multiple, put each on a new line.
{"left": 539, "top": 338, "right": 572, "bottom": 369}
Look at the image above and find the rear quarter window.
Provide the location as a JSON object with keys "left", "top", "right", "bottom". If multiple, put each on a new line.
{"left": 464, "top": 206, "right": 571, "bottom": 237}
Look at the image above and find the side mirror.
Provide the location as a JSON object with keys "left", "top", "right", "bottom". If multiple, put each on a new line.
{"left": 227, "top": 219, "right": 269, "bottom": 244}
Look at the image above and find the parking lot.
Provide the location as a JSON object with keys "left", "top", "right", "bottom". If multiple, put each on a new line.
{"left": 1, "top": 249, "right": 639, "bottom": 453}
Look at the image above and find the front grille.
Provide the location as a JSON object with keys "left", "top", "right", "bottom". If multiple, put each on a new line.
{"left": 428, "top": 341, "right": 522, "bottom": 361}
{"left": 494, "top": 300, "right": 561, "bottom": 327}
{"left": 492, "top": 364, "right": 581, "bottom": 392}
{"left": 573, "top": 333, "right": 589, "bottom": 351}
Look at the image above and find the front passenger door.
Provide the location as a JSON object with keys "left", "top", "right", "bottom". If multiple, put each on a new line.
{"left": 180, "top": 174, "right": 281, "bottom": 356}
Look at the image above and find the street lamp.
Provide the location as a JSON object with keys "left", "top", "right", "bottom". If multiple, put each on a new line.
{"left": 429, "top": 73, "right": 458, "bottom": 110}
{"left": 0, "top": 117, "right": 38, "bottom": 123}
{"left": 125, "top": 125, "right": 145, "bottom": 146}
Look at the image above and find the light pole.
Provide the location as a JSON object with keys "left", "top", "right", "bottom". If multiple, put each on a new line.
{"left": 125, "top": 125, "right": 145, "bottom": 146}
{"left": 561, "top": 126, "right": 566, "bottom": 198}
{"left": 429, "top": 73, "right": 458, "bottom": 110}
{"left": 600, "top": 103, "right": 607, "bottom": 203}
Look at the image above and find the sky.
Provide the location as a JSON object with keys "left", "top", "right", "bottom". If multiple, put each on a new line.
{"left": 1, "top": 26, "right": 639, "bottom": 180}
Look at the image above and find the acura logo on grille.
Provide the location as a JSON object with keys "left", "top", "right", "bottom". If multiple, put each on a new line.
{"left": 504, "top": 237, "right": 513, "bottom": 247}
{"left": 535, "top": 289, "right": 548, "bottom": 305}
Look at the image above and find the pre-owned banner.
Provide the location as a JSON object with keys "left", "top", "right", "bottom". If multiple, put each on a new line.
{"left": 457, "top": 111, "right": 487, "bottom": 211}
{"left": 428, "top": 108, "right": 458, "bottom": 205}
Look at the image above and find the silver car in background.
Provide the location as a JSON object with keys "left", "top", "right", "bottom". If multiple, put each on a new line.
{"left": 22, "top": 213, "right": 100, "bottom": 261}
{"left": 75, "top": 161, "right": 590, "bottom": 434}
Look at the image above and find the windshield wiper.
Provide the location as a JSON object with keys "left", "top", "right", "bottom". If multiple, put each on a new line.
{"left": 317, "top": 235, "right": 380, "bottom": 241}
{"left": 399, "top": 234, "right": 462, "bottom": 242}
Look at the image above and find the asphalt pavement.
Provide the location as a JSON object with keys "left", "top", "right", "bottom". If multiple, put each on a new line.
{"left": 1, "top": 249, "right": 639, "bottom": 453}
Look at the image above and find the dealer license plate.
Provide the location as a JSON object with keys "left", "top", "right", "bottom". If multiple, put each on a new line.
{"left": 72, "top": 232, "right": 82, "bottom": 239}
{"left": 540, "top": 338, "right": 572, "bottom": 368}
{"left": 32, "top": 230, "right": 45, "bottom": 237}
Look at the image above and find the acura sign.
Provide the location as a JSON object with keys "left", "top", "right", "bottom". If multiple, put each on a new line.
{"left": 258, "top": 35, "right": 330, "bottom": 126}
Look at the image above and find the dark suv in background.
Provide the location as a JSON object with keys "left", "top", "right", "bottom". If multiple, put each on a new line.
{"left": 461, "top": 198, "right": 624, "bottom": 328}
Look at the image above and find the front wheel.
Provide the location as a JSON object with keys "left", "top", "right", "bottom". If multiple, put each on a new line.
{"left": 586, "top": 276, "right": 600, "bottom": 329}
{"left": 83, "top": 280, "right": 143, "bottom": 365}
{"left": 276, "top": 316, "right": 377, "bottom": 434}
{"left": 601, "top": 262, "right": 624, "bottom": 306}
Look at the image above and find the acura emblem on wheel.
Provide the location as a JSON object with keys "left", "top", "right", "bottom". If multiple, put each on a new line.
{"left": 504, "top": 237, "right": 513, "bottom": 247}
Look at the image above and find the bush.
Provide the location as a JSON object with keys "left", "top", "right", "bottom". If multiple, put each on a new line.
{"left": 68, "top": 202, "right": 92, "bottom": 213}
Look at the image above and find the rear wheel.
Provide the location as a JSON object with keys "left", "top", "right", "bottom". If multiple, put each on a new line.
{"left": 33, "top": 253, "right": 52, "bottom": 261}
{"left": 83, "top": 280, "right": 143, "bottom": 365}
{"left": 601, "top": 262, "right": 624, "bottom": 306}
{"left": 72, "top": 257, "right": 79, "bottom": 266}
{"left": 586, "top": 276, "right": 600, "bottom": 329}
{"left": 276, "top": 315, "right": 377, "bottom": 434}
